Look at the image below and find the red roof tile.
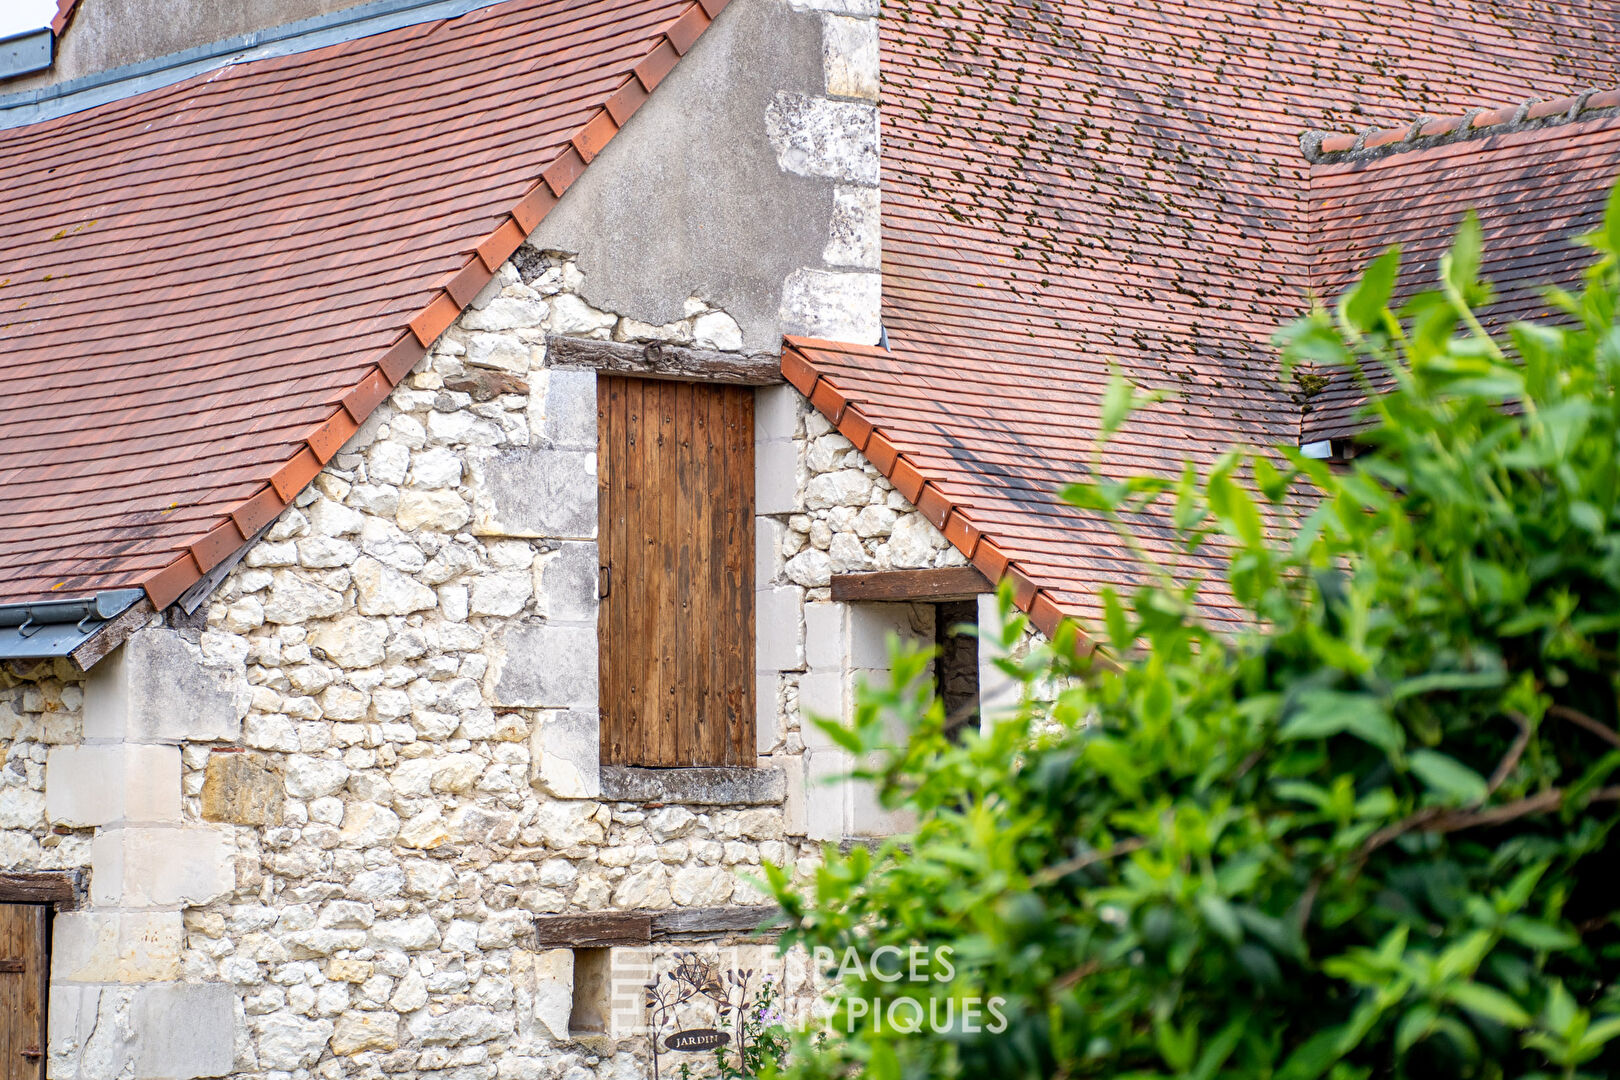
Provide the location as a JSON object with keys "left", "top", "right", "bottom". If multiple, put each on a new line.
{"left": 0, "top": 0, "right": 725, "bottom": 608}
{"left": 51, "top": 0, "right": 83, "bottom": 37}
{"left": 1303, "top": 113, "right": 1620, "bottom": 443}
{"left": 790, "top": 0, "right": 1617, "bottom": 634}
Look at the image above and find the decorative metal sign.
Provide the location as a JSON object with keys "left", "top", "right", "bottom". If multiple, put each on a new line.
{"left": 664, "top": 1027, "right": 730, "bottom": 1052}
{"left": 644, "top": 953, "right": 760, "bottom": 1079}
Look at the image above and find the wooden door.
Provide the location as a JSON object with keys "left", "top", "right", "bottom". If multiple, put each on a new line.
{"left": 0, "top": 905, "right": 45, "bottom": 1080}
{"left": 598, "top": 376, "right": 755, "bottom": 766}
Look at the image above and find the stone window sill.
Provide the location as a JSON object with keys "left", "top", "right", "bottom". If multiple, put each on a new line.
{"left": 597, "top": 765, "right": 784, "bottom": 806}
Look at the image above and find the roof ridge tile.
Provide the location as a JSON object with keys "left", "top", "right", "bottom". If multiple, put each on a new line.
{"left": 1303, "top": 86, "right": 1620, "bottom": 164}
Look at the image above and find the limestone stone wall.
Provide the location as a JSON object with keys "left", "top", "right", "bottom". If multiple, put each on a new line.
{"left": 163, "top": 252, "right": 825, "bottom": 1079}
{"left": 0, "top": 267, "right": 1006, "bottom": 1080}
{"left": 0, "top": 235, "right": 892, "bottom": 1079}
{"left": 773, "top": 403, "right": 967, "bottom": 599}
{"left": 0, "top": 0, "right": 934, "bottom": 1072}
{"left": 0, "top": 662, "right": 86, "bottom": 870}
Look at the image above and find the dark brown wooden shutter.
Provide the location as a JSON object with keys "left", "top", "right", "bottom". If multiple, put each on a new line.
{"left": 598, "top": 376, "right": 755, "bottom": 766}
{"left": 0, "top": 904, "right": 45, "bottom": 1080}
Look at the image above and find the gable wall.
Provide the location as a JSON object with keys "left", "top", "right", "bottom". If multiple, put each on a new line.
{"left": 0, "top": 1, "right": 977, "bottom": 1076}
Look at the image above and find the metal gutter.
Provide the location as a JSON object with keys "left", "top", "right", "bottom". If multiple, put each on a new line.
{"left": 0, "top": 0, "right": 508, "bottom": 129}
{"left": 0, "top": 589, "right": 145, "bottom": 661}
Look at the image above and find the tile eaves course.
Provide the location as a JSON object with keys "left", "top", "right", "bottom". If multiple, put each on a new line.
{"left": 785, "top": 336, "right": 1092, "bottom": 649}
{"left": 0, "top": 0, "right": 729, "bottom": 609}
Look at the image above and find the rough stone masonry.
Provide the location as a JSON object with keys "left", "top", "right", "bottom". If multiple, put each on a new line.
{"left": 0, "top": 1, "right": 1029, "bottom": 1077}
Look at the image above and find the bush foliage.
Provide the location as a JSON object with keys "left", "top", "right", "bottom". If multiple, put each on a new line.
{"left": 765, "top": 187, "right": 1620, "bottom": 1080}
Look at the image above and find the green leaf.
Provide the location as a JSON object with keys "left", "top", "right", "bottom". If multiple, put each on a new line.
{"left": 1280, "top": 691, "right": 1403, "bottom": 754}
{"left": 1407, "top": 750, "right": 1488, "bottom": 805}
{"left": 1578, "top": 1015, "right": 1620, "bottom": 1051}
{"left": 1389, "top": 668, "right": 1507, "bottom": 700}
{"left": 1100, "top": 373, "right": 1139, "bottom": 439}
{"left": 1442, "top": 982, "right": 1532, "bottom": 1028}
{"left": 1237, "top": 906, "right": 1306, "bottom": 961}
{"left": 1607, "top": 179, "right": 1620, "bottom": 259}
{"left": 811, "top": 716, "right": 866, "bottom": 755}
{"left": 1395, "top": 1004, "right": 1438, "bottom": 1055}
{"left": 1277, "top": 1027, "right": 1348, "bottom": 1080}
{"left": 1274, "top": 780, "right": 1333, "bottom": 809}
{"left": 1500, "top": 916, "right": 1579, "bottom": 952}
{"left": 867, "top": 1040, "right": 899, "bottom": 1080}
{"left": 1545, "top": 980, "right": 1578, "bottom": 1036}
{"left": 1188, "top": 1016, "right": 1247, "bottom": 1080}
{"left": 1154, "top": 1017, "right": 1197, "bottom": 1072}
{"left": 1570, "top": 500, "right": 1604, "bottom": 535}
{"left": 1197, "top": 894, "right": 1243, "bottom": 944}
{"left": 1341, "top": 247, "right": 1401, "bottom": 334}
{"left": 1101, "top": 588, "right": 1132, "bottom": 652}
{"left": 1445, "top": 210, "right": 1484, "bottom": 297}
{"left": 1253, "top": 454, "right": 1291, "bottom": 502}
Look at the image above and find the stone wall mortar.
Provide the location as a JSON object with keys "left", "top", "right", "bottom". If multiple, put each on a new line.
{"left": 0, "top": 663, "right": 89, "bottom": 870}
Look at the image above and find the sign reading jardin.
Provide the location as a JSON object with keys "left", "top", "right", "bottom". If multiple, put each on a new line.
{"left": 644, "top": 953, "right": 783, "bottom": 1080}
{"left": 664, "top": 1027, "right": 730, "bottom": 1052}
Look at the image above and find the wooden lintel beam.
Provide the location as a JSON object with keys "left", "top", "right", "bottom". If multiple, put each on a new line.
{"left": 653, "top": 905, "right": 783, "bottom": 939}
{"left": 533, "top": 911, "right": 652, "bottom": 948}
{"left": 532, "top": 905, "right": 782, "bottom": 947}
{"left": 69, "top": 597, "right": 155, "bottom": 673}
{"left": 546, "top": 336, "right": 784, "bottom": 385}
{"left": 0, "top": 870, "right": 86, "bottom": 909}
{"left": 830, "top": 566, "right": 994, "bottom": 603}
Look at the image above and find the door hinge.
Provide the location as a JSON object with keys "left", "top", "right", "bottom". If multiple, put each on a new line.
{"left": 599, "top": 566, "right": 610, "bottom": 599}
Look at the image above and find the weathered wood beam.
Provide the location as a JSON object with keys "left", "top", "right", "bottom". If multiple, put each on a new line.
{"left": 69, "top": 597, "right": 155, "bottom": 673}
{"left": 0, "top": 870, "right": 85, "bottom": 909}
{"left": 532, "top": 905, "right": 782, "bottom": 947}
{"left": 653, "top": 905, "right": 784, "bottom": 939}
{"left": 830, "top": 566, "right": 994, "bottom": 603}
{"left": 533, "top": 912, "right": 653, "bottom": 948}
{"left": 546, "top": 336, "right": 784, "bottom": 385}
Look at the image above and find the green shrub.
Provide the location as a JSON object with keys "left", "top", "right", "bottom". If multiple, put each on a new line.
{"left": 764, "top": 187, "right": 1620, "bottom": 1080}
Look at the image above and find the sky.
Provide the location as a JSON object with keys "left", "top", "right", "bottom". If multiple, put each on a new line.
{"left": 0, "top": 0, "right": 57, "bottom": 38}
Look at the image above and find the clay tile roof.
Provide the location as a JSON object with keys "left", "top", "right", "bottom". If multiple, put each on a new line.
{"left": 0, "top": 0, "right": 728, "bottom": 609}
{"left": 52, "top": 0, "right": 83, "bottom": 37}
{"left": 790, "top": 0, "right": 1619, "bottom": 636}
{"left": 1302, "top": 110, "right": 1620, "bottom": 443}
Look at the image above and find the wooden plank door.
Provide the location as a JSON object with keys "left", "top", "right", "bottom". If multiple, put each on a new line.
{"left": 0, "top": 904, "right": 45, "bottom": 1080}
{"left": 598, "top": 376, "right": 755, "bottom": 766}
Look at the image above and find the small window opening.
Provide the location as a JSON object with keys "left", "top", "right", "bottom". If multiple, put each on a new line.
{"left": 569, "top": 948, "right": 613, "bottom": 1036}
{"left": 935, "top": 599, "right": 980, "bottom": 739}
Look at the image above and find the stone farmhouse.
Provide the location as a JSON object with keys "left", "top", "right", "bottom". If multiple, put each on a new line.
{"left": 0, "top": 0, "right": 1615, "bottom": 1076}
